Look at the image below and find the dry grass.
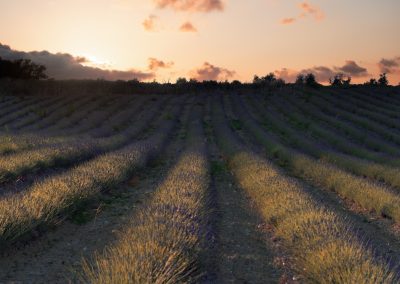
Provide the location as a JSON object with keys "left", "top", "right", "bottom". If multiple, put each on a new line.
{"left": 0, "top": 90, "right": 399, "bottom": 282}
{"left": 321, "top": 92, "right": 400, "bottom": 136}
{"left": 0, "top": 97, "right": 170, "bottom": 184}
{"left": 234, "top": 94, "right": 400, "bottom": 222}
{"left": 273, "top": 95, "right": 400, "bottom": 167}
{"left": 0, "top": 108, "right": 178, "bottom": 245}
{"left": 301, "top": 95, "right": 400, "bottom": 156}
{"left": 0, "top": 96, "right": 60, "bottom": 128}
{"left": 344, "top": 90, "right": 400, "bottom": 117}
{"left": 0, "top": 96, "right": 37, "bottom": 124}
{"left": 81, "top": 109, "right": 210, "bottom": 284}
{"left": 212, "top": 96, "right": 398, "bottom": 283}
{"left": 242, "top": 94, "right": 400, "bottom": 192}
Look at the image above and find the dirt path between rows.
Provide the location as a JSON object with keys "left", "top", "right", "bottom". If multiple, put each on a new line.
{"left": 204, "top": 97, "right": 280, "bottom": 283}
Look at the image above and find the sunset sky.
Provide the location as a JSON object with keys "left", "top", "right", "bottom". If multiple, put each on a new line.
{"left": 0, "top": 0, "right": 399, "bottom": 84}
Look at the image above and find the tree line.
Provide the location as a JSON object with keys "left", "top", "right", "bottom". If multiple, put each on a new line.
{"left": 0, "top": 57, "right": 47, "bottom": 80}
{"left": 0, "top": 56, "right": 395, "bottom": 88}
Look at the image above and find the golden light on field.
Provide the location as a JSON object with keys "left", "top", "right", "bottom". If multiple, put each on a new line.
{"left": 0, "top": 1, "right": 400, "bottom": 280}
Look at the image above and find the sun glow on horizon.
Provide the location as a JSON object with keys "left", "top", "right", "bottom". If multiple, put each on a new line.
{"left": 0, "top": 0, "right": 399, "bottom": 83}
{"left": 80, "top": 55, "right": 114, "bottom": 70}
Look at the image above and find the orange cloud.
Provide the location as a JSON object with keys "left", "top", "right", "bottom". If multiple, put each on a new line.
{"left": 274, "top": 68, "right": 299, "bottom": 82}
{"left": 280, "top": 18, "right": 296, "bottom": 25}
{"left": 299, "top": 1, "right": 325, "bottom": 21}
{"left": 190, "top": 62, "right": 235, "bottom": 81}
{"left": 154, "top": 0, "right": 224, "bottom": 12}
{"left": 143, "top": 15, "right": 158, "bottom": 32}
{"left": 148, "top": 57, "right": 174, "bottom": 71}
{"left": 179, "top": 21, "right": 197, "bottom": 32}
{"left": 280, "top": 1, "right": 324, "bottom": 25}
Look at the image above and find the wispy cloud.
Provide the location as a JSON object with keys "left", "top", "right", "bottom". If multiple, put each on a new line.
{"left": 143, "top": 14, "right": 159, "bottom": 32}
{"left": 153, "top": 0, "right": 224, "bottom": 12}
{"left": 280, "top": 1, "right": 324, "bottom": 25}
{"left": 280, "top": 18, "right": 296, "bottom": 25}
{"left": 299, "top": 1, "right": 325, "bottom": 21}
{"left": 148, "top": 57, "right": 174, "bottom": 71}
{"left": 274, "top": 68, "right": 299, "bottom": 82}
{"left": 189, "top": 62, "right": 235, "bottom": 81}
{"left": 179, "top": 21, "right": 197, "bottom": 32}
{"left": 0, "top": 43, "right": 154, "bottom": 81}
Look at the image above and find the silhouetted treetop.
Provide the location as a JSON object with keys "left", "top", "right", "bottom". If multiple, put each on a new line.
{"left": 0, "top": 57, "right": 47, "bottom": 80}
{"left": 364, "top": 73, "right": 389, "bottom": 87}
{"left": 295, "top": 74, "right": 305, "bottom": 85}
{"left": 304, "top": 73, "right": 319, "bottom": 87}
{"left": 253, "top": 73, "right": 285, "bottom": 87}
{"left": 378, "top": 73, "right": 388, "bottom": 86}
{"left": 330, "top": 73, "right": 351, "bottom": 86}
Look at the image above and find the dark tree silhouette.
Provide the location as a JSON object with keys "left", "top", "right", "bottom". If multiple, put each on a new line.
{"left": 253, "top": 73, "right": 285, "bottom": 87}
{"left": 253, "top": 75, "right": 262, "bottom": 84}
{"left": 0, "top": 57, "right": 47, "bottom": 80}
{"left": 378, "top": 73, "right": 388, "bottom": 86}
{"left": 305, "top": 73, "right": 319, "bottom": 87}
{"left": 176, "top": 77, "right": 188, "bottom": 84}
{"left": 330, "top": 74, "right": 351, "bottom": 86}
{"left": 231, "top": 80, "right": 242, "bottom": 87}
{"left": 364, "top": 78, "right": 378, "bottom": 86}
{"left": 295, "top": 74, "right": 305, "bottom": 85}
{"left": 343, "top": 76, "right": 351, "bottom": 86}
{"left": 263, "top": 73, "right": 277, "bottom": 83}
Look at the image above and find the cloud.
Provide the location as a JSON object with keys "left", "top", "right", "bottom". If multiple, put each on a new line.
{"left": 274, "top": 68, "right": 299, "bottom": 82}
{"left": 334, "top": 60, "right": 368, "bottom": 77}
{"left": 143, "top": 15, "right": 159, "bottom": 31}
{"left": 299, "top": 1, "right": 325, "bottom": 21}
{"left": 0, "top": 43, "right": 155, "bottom": 81}
{"left": 179, "top": 21, "right": 197, "bottom": 32}
{"left": 280, "top": 18, "right": 296, "bottom": 25}
{"left": 299, "top": 66, "right": 336, "bottom": 82}
{"left": 189, "top": 62, "right": 235, "bottom": 81}
{"left": 378, "top": 57, "right": 400, "bottom": 74}
{"left": 275, "top": 61, "right": 369, "bottom": 83}
{"left": 148, "top": 57, "right": 174, "bottom": 71}
{"left": 154, "top": 0, "right": 224, "bottom": 12}
{"left": 280, "top": 1, "right": 324, "bottom": 25}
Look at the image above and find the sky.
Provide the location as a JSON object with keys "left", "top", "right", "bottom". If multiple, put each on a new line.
{"left": 0, "top": 0, "right": 399, "bottom": 84}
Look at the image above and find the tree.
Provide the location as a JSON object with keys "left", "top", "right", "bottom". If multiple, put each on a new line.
{"left": 252, "top": 75, "right": 259, "bottom": 84}
{"left": 0, "top": 57, "right": 47, "bottom": 80}
{"left": 305, "top": 73, "right": 318, "bottom": 87}
{"left": 231, "top": 80, "right": 242, "bottom": 87}
{"left": 364, "top": 78, "right": 378, "bottom": 86}
{"left": 343, "top": 76, "right": 351, "bottom": 86}
{"left": 176, "top": 77, "right": 188, "bottom": 84}
{"left": 330, "top": 74, "right": 342, "bottom": 86}
{"left": 128, "top": 78, "right": 140, "bottom": 84}
{"left": 253, "top": 73, "right": 285, "bottom": 87}
{"left": 263, "top": 73, "right": 276, "bottom": 84}
{"left": 330, "top": 73, "right": 351, "bottom": 86}
{"left": 295, "top": 74, "right": 305, "bottom": 85}
{"left": 378, "top": 73, "right": 388, "bottom": 86}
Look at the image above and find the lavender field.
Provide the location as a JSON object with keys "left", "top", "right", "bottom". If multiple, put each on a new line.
{"left": 0, "top": 88, "right": 400, "bottom": 283}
